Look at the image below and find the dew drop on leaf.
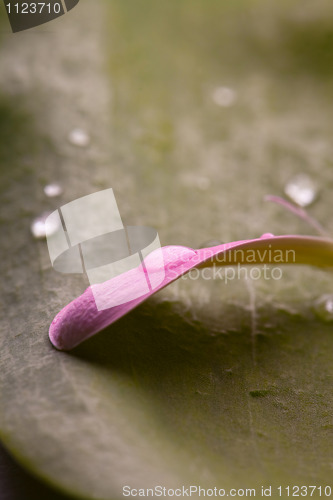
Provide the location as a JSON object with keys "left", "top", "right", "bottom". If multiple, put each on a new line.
{"left": 31, "top": 212, "right": 59, "bottom": 239}
{"left": 284, "top": 174, "right": 318, "bottom": 207}
{"left": 313, "top": 295, "right": 333, "bottom": 321}
{"left": 44, "top": 183, "right": 63, "bottom": 198}
{"left": 68, "top": 128, "right": 90, "bottom": 147}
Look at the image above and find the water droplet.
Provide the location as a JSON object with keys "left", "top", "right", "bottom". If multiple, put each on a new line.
{"left": 68, "top": 128, "right": 90, "bottom": 147}
{"left": 31, "top": 212, "right": 59, "bottom": 239}
{"left": 199, "top": 240, "right": 223, "bottom": 248}
{"left": 44, "top": 183, "right": 63, "bottom": 198}
{"left": 284, "top": 174, "right": 317, "bottom": 207}
{"left": 314, "top": 295, "right": 333, "bottom": 321}
{"left": 212, "top": 87, "right": 237, "bottom": 107}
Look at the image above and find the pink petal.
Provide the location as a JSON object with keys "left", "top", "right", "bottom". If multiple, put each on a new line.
{"left": 49, "top": 235, "right": 333, "bottom": 350}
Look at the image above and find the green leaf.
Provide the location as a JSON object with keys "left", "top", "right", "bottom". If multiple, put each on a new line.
{"left": 1, "top": 0, "right": 333, "bottom": 498}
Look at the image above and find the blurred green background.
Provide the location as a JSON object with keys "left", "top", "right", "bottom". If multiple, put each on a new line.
{"left": 0, "top": 0, "right": 333, "bottom": 498}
